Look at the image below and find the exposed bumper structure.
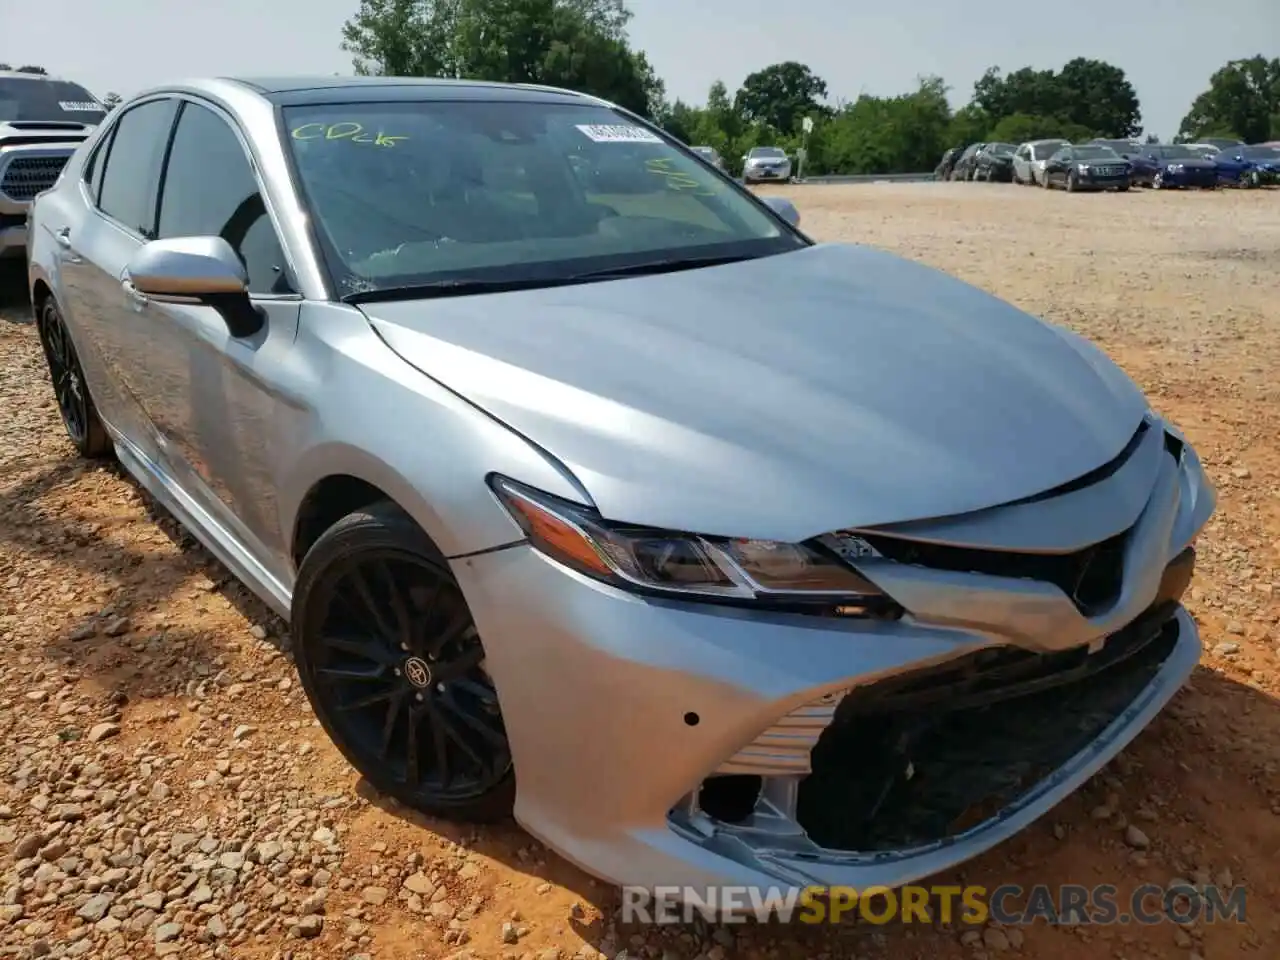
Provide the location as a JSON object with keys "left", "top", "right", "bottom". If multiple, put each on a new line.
{"left": 453, "top": 416, "right": 1213, "bottom": 891}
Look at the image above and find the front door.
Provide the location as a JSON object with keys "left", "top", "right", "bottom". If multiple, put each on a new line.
{"left": 128, "top": 97, "right": 303, "bottom": 586}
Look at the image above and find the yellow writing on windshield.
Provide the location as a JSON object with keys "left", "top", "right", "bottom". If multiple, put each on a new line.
{"left": 291, "top": 122, "right": 408, "bottom": 147}
{"left": 644, "top": 157, "right": 717, "bottom": 196}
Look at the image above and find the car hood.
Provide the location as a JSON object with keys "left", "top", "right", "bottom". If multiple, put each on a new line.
{"left": 361, "top": 243, "right": 1148, "bottom": 542}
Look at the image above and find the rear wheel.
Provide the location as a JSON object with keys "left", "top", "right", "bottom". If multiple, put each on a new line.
{"left": 36, "top": 297, "right": 112, "bottom": 459}
{"left": 292, "top": 502, "right": 515, "bottom": 822}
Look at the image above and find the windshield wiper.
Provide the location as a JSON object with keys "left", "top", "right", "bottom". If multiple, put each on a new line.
{"left": 341, "top": 276, "right": 584, "bottom": 304}
{"left": 566, "top": 253, "right": 755, "bottom": 281}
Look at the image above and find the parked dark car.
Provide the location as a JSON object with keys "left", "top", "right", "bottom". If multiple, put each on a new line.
{"left": 1089, "top": 138, "right": 1141, "bottom": 155}
{"left": 1210, "top": 145, "right": 1280, "bottom": 187}
{"left": 951, "top": 143, "right": 985, "bottom": 181}
{"left": 1197, "top": 137, "right": 1245, "bottom": 151}
{"left": 934, "top": 146, "right": 962, "bottom": 180}
{"left": 1130, "top": 144, "right": 1218, "bottom": 189}
{"left": 1042, "top": 145, "right": 1130, "bottom": 192}
{"left": 973, "top": 142, "right": 1016, "bottom": 182}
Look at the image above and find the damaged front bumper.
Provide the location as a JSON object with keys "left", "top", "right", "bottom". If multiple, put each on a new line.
{"left": 451, "top": 417, "right": 1213, "bottom": 891}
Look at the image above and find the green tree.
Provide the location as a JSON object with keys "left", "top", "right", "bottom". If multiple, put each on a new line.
{"left": 971, "top": 59, "right": 1141, "bottom": 138}
{"left": 822, "top": 77, "right": 955, "bottom": 175}
{"left": 735, "top": 61, "right": 828, "bottom": 135}
{"left": 986, "top": 112, "right": 1089, "bottom": 144}
{"left": 341, "top": 0, "right": 661, "bottom": 115}
{"left": 947, "top": 103, "right": 990, "bottom": 146}
{"left": 1178, "top": 56, "right": 1280, "bottom": 144}
{"left": 1056, "top": 57, "right": 1141, "bottom": 137}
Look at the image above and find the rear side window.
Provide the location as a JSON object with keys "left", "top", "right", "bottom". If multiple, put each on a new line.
{"left": 98, "top": 99, "right": 178, "bottom": 237}
{"left": 157, "top": 101, "right": 290, "bottom": 294}
{"left": 83, "top": 129, "right": 114, "bottom": 204}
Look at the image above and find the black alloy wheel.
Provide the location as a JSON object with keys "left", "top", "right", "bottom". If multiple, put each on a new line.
{"left": 36, "top": 298, "right": 111, "bottom": 458}
{"left": 292, "top": 502, "right": 515, "bottom": 821}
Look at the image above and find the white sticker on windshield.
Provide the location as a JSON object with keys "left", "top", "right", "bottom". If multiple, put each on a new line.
{"left": 575, "top": 123, "right": 662, "bottom": 144}
{"left": 59, "top": 101, "right": 106, "bottom": 112}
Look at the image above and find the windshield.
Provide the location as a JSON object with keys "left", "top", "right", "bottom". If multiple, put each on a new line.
{"left": 1153, "top": 145, "right": 1194, "bottom": 159}
{"left": 284, "top": 100, "right": 801, "bottom": 296}
{"left": 985, "top": 143, "right": 1015, "bottom": 156}
{"left": 1032, "top": 142, "right": 1066, "bottom": 159}
{"left": 748, "top": 147, "right": 785, "bottom": 159}
{"left": 1074, "top": 146, "right": 1121, "bottom": 160}
{"left": 0, "top": 77, "right": 106, "bottom": 125}
{"left": 1241, "top": 146, "right": 1279, "bottom": 160}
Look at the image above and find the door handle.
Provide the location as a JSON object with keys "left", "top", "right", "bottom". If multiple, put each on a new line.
{"left": 122, "top": 278, "right": 148, "bottom": 308}
{"left": 54, "top": 226, "right": 82, "bottom": 262}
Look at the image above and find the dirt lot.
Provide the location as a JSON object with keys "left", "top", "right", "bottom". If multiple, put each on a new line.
{"left": 2, "top": 182, "right": 1279, "bottom": 960}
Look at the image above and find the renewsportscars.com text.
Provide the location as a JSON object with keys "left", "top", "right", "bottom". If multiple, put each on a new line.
{"left": 622, "top": 883, "right": 1247, "bottom": 925}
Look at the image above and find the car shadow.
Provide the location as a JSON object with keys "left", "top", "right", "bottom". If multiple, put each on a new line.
{"left": 0, "top": 258, "right": 32, "bottom": 318}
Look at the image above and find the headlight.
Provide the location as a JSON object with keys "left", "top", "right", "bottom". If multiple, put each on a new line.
{"left": 490, "top": 476, "right": 895, "bottom": 615}
{"left": 1077, "top": 163, "right": 1090, "bottom": 173}
{"left": 1169, "top": 163, "right": 1184, "bottom": 172}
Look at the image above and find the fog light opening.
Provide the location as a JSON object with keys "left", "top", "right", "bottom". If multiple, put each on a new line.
{"left": 698, "top": 775, "right": 762, "bottom": 824}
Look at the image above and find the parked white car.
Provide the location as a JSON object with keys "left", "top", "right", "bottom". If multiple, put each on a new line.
{"left": 1012, "top": 139, "right": 1070, "bottom": 185}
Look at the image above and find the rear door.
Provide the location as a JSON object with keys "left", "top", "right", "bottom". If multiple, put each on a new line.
{"left": 59, "top": 97, "right": 178, "bottom": 455}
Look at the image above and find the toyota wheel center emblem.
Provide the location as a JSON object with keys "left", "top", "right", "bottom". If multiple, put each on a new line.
{"left": 403, "top": 657, "right": 432, "bottom": 688}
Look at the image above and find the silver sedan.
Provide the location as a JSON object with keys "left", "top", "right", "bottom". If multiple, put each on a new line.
{"left": 1012, "top": 138, "right": 1070, "bottom": 185}
{"left": 27, "top": 76, "right": 1213, "bottom": 900}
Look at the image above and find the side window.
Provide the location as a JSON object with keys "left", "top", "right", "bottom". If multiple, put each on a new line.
{"left": 83, "top": 128, "right": 113, "bottom": 203}
{"left": 98, "top": 99, "right": 178, "bottom": 237}
{"left": 157, "top": 101, "right": 290, "bottom": 295}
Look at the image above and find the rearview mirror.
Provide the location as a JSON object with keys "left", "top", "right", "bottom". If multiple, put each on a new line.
{"left": 126, "top": 237, "right": 263, "bottom": 338}
{"left": 761, "top": 195, "right": 800, "bottom": 227}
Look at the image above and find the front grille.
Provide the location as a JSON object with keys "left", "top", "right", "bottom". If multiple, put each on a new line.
{"left": 0, "top": 155, "right": 69, "bottom": 202}
{"left": 796, "top": 609, "right": 1181, "bottom": 852}
{"left": 860, "top": 528, "right": 1128, "bottom": 613}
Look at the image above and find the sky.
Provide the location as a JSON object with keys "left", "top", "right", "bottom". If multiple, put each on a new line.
{"left": 2, "top": 0, "right": 1275, "bottom": 140}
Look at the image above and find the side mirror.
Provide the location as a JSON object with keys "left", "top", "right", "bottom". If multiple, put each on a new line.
{"left": 126, "top": 237, "right": 263, "bottom": 339}
{"left": 761, "top": 195, "right": 800, "bottom": 227}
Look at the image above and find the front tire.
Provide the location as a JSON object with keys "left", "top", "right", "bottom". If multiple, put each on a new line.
{"left": 292, "top": 501, "right": 515, "bottom": 823}
{"left": 1066, "top": 171, "right": 1079, "bottom": 192}
{"left": 36, "top": 296, "right": 112, "bottom": 459}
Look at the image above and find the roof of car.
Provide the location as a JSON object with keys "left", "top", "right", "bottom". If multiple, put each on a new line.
{"left": 220, "top": 75, "right": 594, "bottom": 106}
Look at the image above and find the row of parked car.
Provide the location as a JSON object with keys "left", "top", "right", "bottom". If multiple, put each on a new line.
{"left": 935, "top": 137, "right": 1280, "bottom": 192}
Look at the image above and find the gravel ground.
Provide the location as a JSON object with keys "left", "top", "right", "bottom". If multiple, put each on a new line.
{"left": 2, "top": 183, "right": 1279, "bottom": 960}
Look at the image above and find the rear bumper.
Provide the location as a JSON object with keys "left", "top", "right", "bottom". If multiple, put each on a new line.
{"left": 451, "top": 425, "right": 1213, "bottom": 892}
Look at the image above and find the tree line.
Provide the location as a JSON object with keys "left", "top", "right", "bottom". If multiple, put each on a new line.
{"left": 10, "top": 0, "right": 1277, "bottom": 171}
{"left": 339, "top": 1, "right": 1279, "bottom": 175}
